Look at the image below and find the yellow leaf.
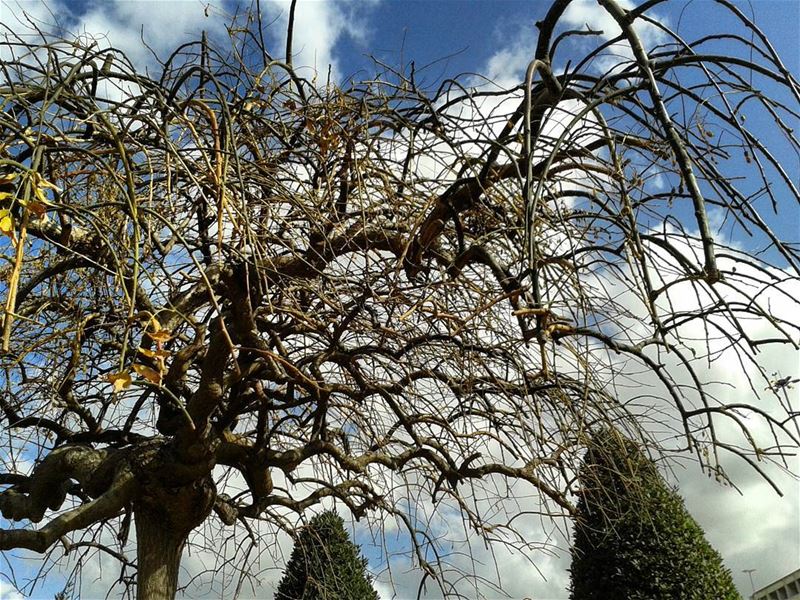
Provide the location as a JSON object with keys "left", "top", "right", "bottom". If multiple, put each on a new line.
{"left": 35, "top": 175, "right": 60, "bottom": 191}
{"left": 0, "top": 209, "right": 14, "bottom": 237}
{"left": 147, "top": 329, "right": 172, "bottom": 344}
{"left": 137, "top": 346, "right": 170, "bottom": 359}
{"left": 137, "top": 346, "right": 156, "bottom": 358}
{"left": 133, "top": 363, "right": 162, "bottom": 385}
{"left": 107, "top": 371, "right": 132, "bottom": 392}
{"left": 31, "top": 173, "right": 60, "bottom": 204}
{"left": 0, "top": 192, "right": 14, "bottom": 201}
{"left": 147, "top": 315, "right": 162, "bottom": 333}
{"left": 0, "top": 172, "right": 18, "bottom": 186}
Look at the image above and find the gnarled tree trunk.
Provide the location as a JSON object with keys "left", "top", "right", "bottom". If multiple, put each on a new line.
{"left": 134, "top": 478, "right": 215, "bottom": 600}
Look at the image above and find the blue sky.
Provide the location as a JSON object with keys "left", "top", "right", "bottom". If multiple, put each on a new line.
{"left": 0, "top": 0, "right": 798, "bottom": 598}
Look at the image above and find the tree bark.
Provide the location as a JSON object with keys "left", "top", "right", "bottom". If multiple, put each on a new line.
{"left": 133, "top": 477, "right": 216, "bottom": 600}
{"left": 135, "top": 508, "right": 186, "bottom": 600}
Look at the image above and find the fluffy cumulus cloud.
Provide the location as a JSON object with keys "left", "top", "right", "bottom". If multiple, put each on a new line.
{"left": 664, "top": 269, "right": 800, "bottom": 595}
{"left": 481, "top": 0, "right": 668, "bottom": 86}
{"left": 260, "top": 0, "right": 378, "bottom": 82}
{"left": 1, "top": 0, "right": 226, "bottom": 67}
{"left": 1, "top": 0, "right": 377, "bottom": 80}
{"left": 561, "top": 0, "right": 666, "bottom": 49}
{"left": 0, "top": 580, "right": 23, "bottom": 600}
{"left": 74, "top": 0, "right": 228, "bottom": 68}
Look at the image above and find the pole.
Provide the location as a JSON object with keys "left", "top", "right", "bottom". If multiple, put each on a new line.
{"left": 743, "top": 569, "right": 757, "bottom": 597}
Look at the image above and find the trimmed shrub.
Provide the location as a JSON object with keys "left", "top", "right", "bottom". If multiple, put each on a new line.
{"left": 276, "top": 510, "right": 379, "bottom": 600}
{"left": 569, "top": 429, "right": 741, "bottom": 600}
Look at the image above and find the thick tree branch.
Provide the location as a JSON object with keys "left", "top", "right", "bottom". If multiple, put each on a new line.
{"left": 0, "top": 471, "right": 135, "bottom": 553}
{"left": 0, "top": 446, "right": 112, "bottom": 523}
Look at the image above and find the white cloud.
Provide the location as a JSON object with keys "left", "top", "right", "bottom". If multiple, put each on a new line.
{"left": 73, "top": 1, "right": 227, "bottom": 69}
{"left": 480, "top": 0, "right": 669, "bottom": 86}
{"left": 1, "top": 0, "right": 378, "bottom": 82}
{"left": 1, "top": 0, "right": 229, "bottom": 69}
{"left": 259, "top": 0, "right": 379, "bottom": 83}
{"left": 0, "top": 580, "right": 24, "bottom": 600}
{"left": 561, "top": 0, "right": 666, "bottom": 46}
{"left": 483, "top": 26, "right": 537, "bottom": 89}
{"left": 560, "top": 0, "right": 668, "bottom": 73}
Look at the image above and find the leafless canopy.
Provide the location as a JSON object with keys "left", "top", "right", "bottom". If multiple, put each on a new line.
{"left": 0, "top": 0, "right": 798, "bottom": 597}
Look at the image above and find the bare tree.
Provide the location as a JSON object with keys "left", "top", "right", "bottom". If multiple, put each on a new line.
{"left": 0, "top": 0, "right": 797, "bottom": 598}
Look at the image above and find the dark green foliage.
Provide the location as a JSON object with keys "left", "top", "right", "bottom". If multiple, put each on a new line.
{"left": 569, "top": 429, "right": 742, "bottom": 600}
{"left": 276, "top": 510, "right": 379, "bottom": 600}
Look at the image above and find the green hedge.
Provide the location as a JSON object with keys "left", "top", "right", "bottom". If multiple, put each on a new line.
{"left": 569, "top": 430, "right": 741, "bottom": 600}
{"left": 276, "top": 510, "right": 379, "bottom": 600}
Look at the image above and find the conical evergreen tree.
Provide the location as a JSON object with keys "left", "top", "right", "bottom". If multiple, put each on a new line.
{"left": 276, "top": 510, "right": 379, "bottom": 600}
{"left": 569, "top": 429, "right": 741, "bottom": 600}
